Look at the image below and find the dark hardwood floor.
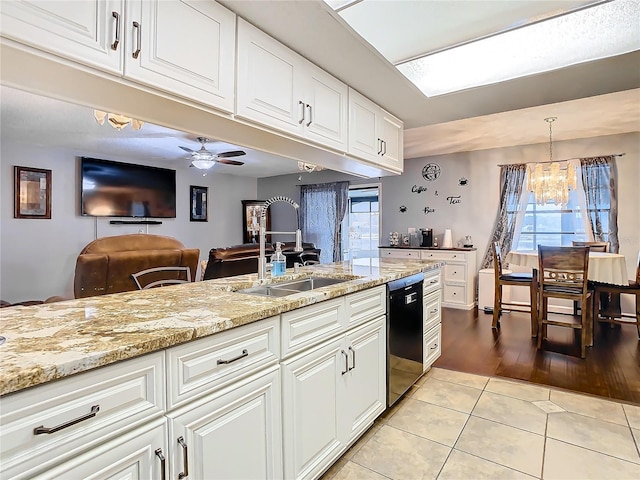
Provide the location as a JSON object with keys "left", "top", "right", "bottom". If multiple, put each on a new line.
{"left": 435, "top": 307, "right": 640, "bottom": 404}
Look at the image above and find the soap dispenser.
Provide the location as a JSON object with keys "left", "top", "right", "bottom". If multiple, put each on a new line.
{"left": 271, "top": 242, "right": 286, "bottom": 277}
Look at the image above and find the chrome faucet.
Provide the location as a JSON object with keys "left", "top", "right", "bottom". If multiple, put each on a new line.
{"left": 258, "top": 196, "right": 303, "bottom": 280}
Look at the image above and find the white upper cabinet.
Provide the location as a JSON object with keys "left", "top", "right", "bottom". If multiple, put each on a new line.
{"left": 0, "top": 0, "right": 125, "bottom": 74}
{"left": 125, "top": 0, "right": 236, "bottom": 113}
{"left": 0, "top": 0, "right": 236, "bottom": 113}
{"left": 348, "top": 88, "right": 404, "bottom": 173}
{"left": 236, "top": 18, "right": 348, "bottom": 151}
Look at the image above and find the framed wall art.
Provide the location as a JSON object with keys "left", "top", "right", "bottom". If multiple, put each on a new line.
{"left": 242, "top": 200, "right": 271, "bottom": 244}
{"left": 190, "top": 185, "right": 208, "bottom": 222}
{"left": 14, "top": 166, "right": 51, "bottom": 219}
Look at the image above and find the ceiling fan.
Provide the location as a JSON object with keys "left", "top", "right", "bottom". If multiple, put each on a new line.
{"left": 179, "top": 137, "right": 245, "bottom": 169}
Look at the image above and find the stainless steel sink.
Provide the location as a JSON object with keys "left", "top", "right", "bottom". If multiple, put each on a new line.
{"left": 238, "top": 276, "right": 350, "bottom": 297}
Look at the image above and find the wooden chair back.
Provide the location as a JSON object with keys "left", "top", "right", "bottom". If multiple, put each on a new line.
{"left": 571, "top": 240, "right": 610, "bottom": 252}
{"left": 491, "top": 242, "right": 504, "bottom": 280}
{"left": 132, "top": 266, "right": 192, "bottom": 290}
{"left": 538, "top": 246, "right": 590, "bottom": 296}
{"left": 636, "top": 250, "right": 640, "bottom": 285}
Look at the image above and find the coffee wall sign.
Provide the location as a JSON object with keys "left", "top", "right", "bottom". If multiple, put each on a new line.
{"left": 411, "top": 185, "right": 428, "bottom": 194}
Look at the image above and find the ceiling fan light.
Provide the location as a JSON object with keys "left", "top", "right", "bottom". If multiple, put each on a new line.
{"left": 191, "top": 159, "right": 216, "bottom": 169}
{"left": 131, "top": 119, "right": 144, "bottom": 130}
{"left": 107, "top": 113, "right": 132, "bottom": 130}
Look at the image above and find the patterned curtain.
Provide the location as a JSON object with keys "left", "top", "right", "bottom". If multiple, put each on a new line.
{"left": 300, "top": 181, "right": 349, "bottom": 263}
{"left": 581, "top": 156, "right": 619, "bottom": 253}
{"left": 480, "top": 164, "right": 528, "bottom": 268}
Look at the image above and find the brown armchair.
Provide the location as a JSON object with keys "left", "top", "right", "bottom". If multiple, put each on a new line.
{"left": 74, "top": 234, "right": 199, "bottom": 298}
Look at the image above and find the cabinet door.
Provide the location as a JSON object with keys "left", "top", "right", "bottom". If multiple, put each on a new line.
{"left": 303, "top": 63, "right": 348, "bottom": 151}
{"left": 348, "top": 88, "right": 379, "bottom": 162}
{"left": 33, "top": 418, "right": 168, "bottom": 480}
{"left": 236, "top": 18, "right": 305, "bottom": 136}
{"left": 281, "top": 337, "right": 345, "bottom": 480}
{"left": 168, "top": 366, "right": 282, "bottom": 480}
{"left": 125, "top": 0, "right": 235, "bottom": 113}
{"left": 342, "top": 319, "right": 386, "bottom": 443}
{"left": 380, "top": 110, "right": 404, "bottom": 172}
{"left": 0, "top": 0, "right": 124, "bottom": 74}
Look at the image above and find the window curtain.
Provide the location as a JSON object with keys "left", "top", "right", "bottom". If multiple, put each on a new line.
{"left": 480, "top": 164, "right": 527, "bottom": 268}
{"left": 300, "top": 181, "right": 349, "bottom": 263}
{"left": 581, "top": 155, "right": 619, "bottom": 253}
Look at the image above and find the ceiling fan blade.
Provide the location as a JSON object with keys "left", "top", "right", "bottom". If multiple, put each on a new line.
{"left": 180, "top": 146, "right": 195, "bottom": 153}
{"left": 217, "top": 150, "right": 246, "bottom": 158}
{"left": 217, "top": 159, "right": 244, "bottom": 166}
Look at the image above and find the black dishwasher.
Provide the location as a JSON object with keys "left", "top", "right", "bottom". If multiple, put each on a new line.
{"left": 387, "top": 273, "right": 424, "bottom": 407}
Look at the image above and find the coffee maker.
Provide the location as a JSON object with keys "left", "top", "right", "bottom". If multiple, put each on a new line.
{"left": 420, "top": 228, "right": 433, "bottom": 247}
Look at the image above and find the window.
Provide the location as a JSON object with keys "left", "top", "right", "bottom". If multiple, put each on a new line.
{"left": 513, "top": 167, "right": 611, "bottom": 250}
{"left": 341, "top": 186, "right": 380, "bottom": 260}
{"left": 513, "top": 191, "right": 589, "bottom": 250}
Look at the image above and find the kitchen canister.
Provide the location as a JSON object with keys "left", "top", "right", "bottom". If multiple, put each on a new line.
{"left": 442, "top": 229, "right": 453, "bottom": 248}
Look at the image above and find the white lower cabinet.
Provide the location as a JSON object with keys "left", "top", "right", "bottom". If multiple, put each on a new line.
{"left": 281, "top": 317, "right": 386, "bottom": 480}
{"left": 33, "top": 418, "right": 168, "bottom": 480}
{"left": 282, "top": 336, "right": 345, "bottom": 480}
{"left": 1, "top": 286, "right": 391, "bottom": 479}
{"left": 167, "top": 365, "right": 283, "bottom": 480}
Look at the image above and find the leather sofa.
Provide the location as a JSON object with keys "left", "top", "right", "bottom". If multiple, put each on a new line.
{"left": 203, "top": 242, "right": 321, "bottom": 280}
{"left": 74, "top": 234, "right": 199, "bottom": 298}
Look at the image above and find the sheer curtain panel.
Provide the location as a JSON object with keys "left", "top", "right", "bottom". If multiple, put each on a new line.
{"left": 300, "top": 182, "right": 349, "bottom": 263}
{"left": 581, "top": 156, "right": 619, "bottom": 253}
{"left": 481, "top": 164, "right": 528, "bottom": 269}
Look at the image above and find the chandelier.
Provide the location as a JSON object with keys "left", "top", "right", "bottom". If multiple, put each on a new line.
{"left": 94, "top": 110, "right": 144, "bottom": 131}
{"left": 526, "top": 117, "right": 576, "bottom": 206}
{"left": 297, "top": 161, "right": 324, "bottom": 173}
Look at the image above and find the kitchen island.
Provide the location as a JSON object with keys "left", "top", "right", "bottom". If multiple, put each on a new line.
{"left": 1, "top": 257, "right": 441, "bottom": 480}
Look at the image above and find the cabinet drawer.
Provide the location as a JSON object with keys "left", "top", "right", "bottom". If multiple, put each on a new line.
{"left": 424, "top": 324, "right": 442, "bottom": 371}
{"left": 281, "top": 297, "right": 344, "bottom": 358}
{"left": 0, "top": 352, "right": 165, "bottom": 480}
{"left": 423, "top": 270, "right": 441, "bottom": 293}
{"left": 379, "top": 249, "right": 420, "bottom": 259}
{"left": 444, "top": 263, "right": 467, "bottom": 283}
{"left": 443, "top": 284, "right": 466, "bottom": 305}
{"left": 344, "top": 285, "right": 386, "bottom": 329}
{"left": 166, "top": 317, "right": 279, "bottom": 410}
{"left": 421, "top": 251, "right": 467, "bottom": 262}
{"left": 424, "top": 290, "right": 441, "bottom": 333}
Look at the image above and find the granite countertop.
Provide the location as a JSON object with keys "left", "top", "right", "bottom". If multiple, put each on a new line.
{"left": 379, "top": 245, "right": 477, "bottom": 251}
{"left": 0, "top": 258, "right": 441, "bottom": 396}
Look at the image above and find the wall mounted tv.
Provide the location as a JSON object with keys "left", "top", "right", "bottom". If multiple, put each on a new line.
{"left": 81, "top": 157, "right": 176, "bottom": 218}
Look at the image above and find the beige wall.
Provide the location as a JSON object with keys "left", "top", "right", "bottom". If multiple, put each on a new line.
{"left": 260, "top": 132, "right": 640, "bottom": 306}
{"left": 0, "top": 141, "right": 257, "bottom": 303}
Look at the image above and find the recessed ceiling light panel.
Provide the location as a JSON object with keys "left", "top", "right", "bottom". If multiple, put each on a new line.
{"left": 396, "top": 0, "right": 640, "bottom": 97}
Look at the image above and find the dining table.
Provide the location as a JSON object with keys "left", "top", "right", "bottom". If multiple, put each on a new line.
{"left": 505, "top": 250, "right": 629, "bottom": 286}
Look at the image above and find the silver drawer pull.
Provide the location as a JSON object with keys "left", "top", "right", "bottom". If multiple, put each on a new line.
{"left": 217, "top": 349, "right": 249, "bottom": 365}
{"left": 430, "top": 344, "right": 438, "bottom": 350}
{"left": 178, "top": 436, "right": 189, "bottom": 479}
{"left": 298, "top": 100, "right": 305, "bottom": 124}
{"left": 178, "top": 437, "right": 189, "bottom": 480}
{"left": 430, "top": 308, "right": 438, "bottom": 314}
{"left": 341, "top": 350, "right": 349, "bottom": 375}
{"left": 155, "top": 448, "right": 166, "bottom": 480}
{"left": 348, "top": 346, "right": 355, "bottom": 371}
{"left": 33, "top": 405, "right": 100, "bottom": 435}
{"left": 429, "top": 280, "right": 438, "bottom": 284}
{"left": 111, "top": 11, "right": 120, "bottom": 50}
{"left": 132, "top": 21, "right": 141, "bottom": 59}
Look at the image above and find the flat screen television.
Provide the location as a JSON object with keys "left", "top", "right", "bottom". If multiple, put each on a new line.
{"left": 81, "top": 157, "right": 176, "bottom": 218}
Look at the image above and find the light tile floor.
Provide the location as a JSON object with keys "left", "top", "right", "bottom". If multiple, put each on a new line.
{"left": 321, "top": 368, "right": 640, "bottom": 480}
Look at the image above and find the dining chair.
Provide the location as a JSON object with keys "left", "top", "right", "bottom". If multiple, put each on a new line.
{"left": 132, "top": 266, "right": 192, "bottom": 290}
{"left": 537, "top": 246, "right": 592, "bottom": 358}
{"left": 592, "top": 250, "right": 640, "bottom": 338}
{"left": 571, "top": 240, "right": 610, "bottom": 252}
{"left": 570, "top": 241, "right": 609, "bottom": 315}
{"left": 491, "top": 242, "right": 538, "bottom": 337}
